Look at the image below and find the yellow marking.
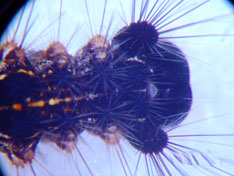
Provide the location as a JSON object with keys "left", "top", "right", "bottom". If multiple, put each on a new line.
{"left": 12, "top": 104, "right": 22, "bottom": 111}
{"left": 48, "top": 70, "right": 53, "bottom": 74}
{"left": 65, "top": 97, "right": 72, "bottom": 102}
{"left": 42, "top": 74, "right": 46, "bottom": 78}
{"left": 47, "top": 86, "right": 51, "bottom": 92}
{"left": 0, "top": 74, "right": 7, "bottom": 80}
{"left": 49, "top": 98, "right": 61, "bottom": 106}
{"left": 17, "top": 69, "right": 34, "bottom": 76}
{"left": 48, "top": 97, "right": 75, "bottom": 106}
{"left": 27, "top": 100, "right": 45, "bottom": 107}
{"left": 50, "top": 114, "right": 54, "bottom": 118}
{"left": 0, "top": 133, "right": 10, "bottom": 139}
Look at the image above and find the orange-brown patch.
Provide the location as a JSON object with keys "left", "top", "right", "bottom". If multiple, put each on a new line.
{"left": 12, "top": 104, "right": 23, "bottom": 111}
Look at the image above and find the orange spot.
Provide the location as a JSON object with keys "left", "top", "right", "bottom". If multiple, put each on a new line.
{"left": 30, "top": 131, "right": 41, "bottom": 138}
{"left": 47, "top": 86, "right": 51, "bottom": 92}
{"left": 50, "top": 114, "right": 54, "bottom": 118}
{"left": 0, "top": 74, "right": 7, "bottom": 80}
{"left": 65, "top": 97, "right": 72, "bottom": 102}
{"left": 28, "top": 100, "right": 45, "bottom": 107}
{"left": 0, "top": 133, "right": 10, "bottom": 139}
{"left": 17, "top": 69, "right": 34, "bottom": 76}
{"left": 41, "top": 111, "right": 45, "bottom": 116}
{"left": 12, "top": 104, "right": 22, "bottom": 111}
{"left": 64, "top": 108, "right": 72, "bottom": 112}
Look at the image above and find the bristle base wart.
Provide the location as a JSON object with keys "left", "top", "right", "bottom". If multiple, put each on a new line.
{"left": 111, "top": 21, "right": 159, "bottom": 58}
{"left": 0, "top": 42, "right": 30, "bottom": 74}
{"left": 0, "top": 134, "right": 40, "bottom": 168}
{"left": 126, "top": 121, "right": 168, "bottom": 154}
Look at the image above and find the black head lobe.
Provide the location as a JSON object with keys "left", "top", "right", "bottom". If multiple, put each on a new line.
{"left": 112, "top": 21, "right": 159, "bottom": 58}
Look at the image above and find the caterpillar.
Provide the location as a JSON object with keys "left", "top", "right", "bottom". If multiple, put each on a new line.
{"left": 0, "top": 0, "right": 234, "bottom": 176}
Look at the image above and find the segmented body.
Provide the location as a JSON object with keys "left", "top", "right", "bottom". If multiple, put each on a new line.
{"left": 0, "top": 0, "right": 234, "bottom": 176}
